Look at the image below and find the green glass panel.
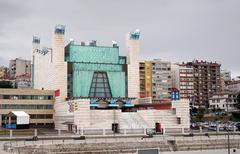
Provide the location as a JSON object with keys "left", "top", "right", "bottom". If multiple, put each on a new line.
{"left": 107, "top": 72, "right": 126, "bottom": 97}
{"left": 68, "top": 43, "right": 127, "bottom": 98}
{"left": 73, "top": 63, "right": 122, "bottom": 72}
{"left": 119, "top": 56, "right": 126, "bottom": 64}
{"left": 73, "top": 71, "right": 93, "bottom": 97}
{"left": 69, "top": 45, "right": 120, "bottom": 64}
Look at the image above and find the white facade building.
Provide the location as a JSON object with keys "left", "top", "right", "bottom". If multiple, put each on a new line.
{"left": 32, "top": 25, "right": 69, "bottom": 130}
{"left": 171, "top": 63, "right": 180, "bottom": 90}
{"left": 171, "top": 63, "right": 194, "bottom": 100}
{"left": 127, "top": 29, "right": 140, "bottom": 98}
{"left": 32, "top": 26, "right": 190, "bottom": 132}
{"left": 226, "top": 80, "right": 240, "bottom": 93}
{"left": 152, "top": 59, "right": 172, "bottom": 100}
{"left": 209, "top": 92, "right": 239, "bottom": 112}
{"left": 221, "top": 70, "right": 231, "bottom": 81}
{"left": 9, "top": 58, "right": 31, "bottom": 78}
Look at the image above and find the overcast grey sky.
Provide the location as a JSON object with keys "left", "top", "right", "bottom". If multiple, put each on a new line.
{"left": 0, "top": 0, "right": 239, "bottom": 77}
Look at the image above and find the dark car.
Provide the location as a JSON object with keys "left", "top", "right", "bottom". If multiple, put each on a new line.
{"left": 190, "top": 123, "right": 200, "bottom": 129}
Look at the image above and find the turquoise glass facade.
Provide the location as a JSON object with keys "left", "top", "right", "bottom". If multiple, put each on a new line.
{"left": 65, "top": 41, "right": 127, "bottom": 98}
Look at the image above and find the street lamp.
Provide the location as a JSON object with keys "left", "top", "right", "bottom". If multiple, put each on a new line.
{"left": 227, "top": 129, "right": 230, "bottom": 154}
{"left": 226, "top": 96, "right": 230, "bottom": 154}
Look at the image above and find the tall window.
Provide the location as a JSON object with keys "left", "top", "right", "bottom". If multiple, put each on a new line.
{"left": 89, "top": 72, "right": 112, "bottom": 97}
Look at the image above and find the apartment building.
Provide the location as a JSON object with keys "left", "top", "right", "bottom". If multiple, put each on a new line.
{"left": 220, "top": 70, "right": 231, "bottom": 91}
{"left": 9, "top": 58, "right": 31, "bottom": 78}
{"left": 139, "top": 61, "right": 152, "bottom": 98}
{"left": 226, "top": 80, "right": 240, "bottom": 93}
{"left": 209, "top": 92, "right": 239, "bottom": 113}
{"left": 176, "top": 64, "right": 194, "bottom": 100}
{"left": 140, "top": 60, "right": 172, "bottom": 100}
{"left": 221, "top": 70, "right": 231, "bottom": 81}
{"left": 15, "top": 74, "right": 31, "bottom": 88}
{"left": 152, "top": 60, "right": 172, "bottom": 100}
{"left": 184, "top": 60, "right": 221, "bottom": 107}
{"left": 0, "top": 88, "right": 55, "bottom": 128}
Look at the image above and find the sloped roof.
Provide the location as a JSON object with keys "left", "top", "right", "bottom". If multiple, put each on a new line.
{"left": 11, "top": 111, "right": 29, "bottom": 117}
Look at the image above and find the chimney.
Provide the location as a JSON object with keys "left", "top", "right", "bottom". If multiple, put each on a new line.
{"left": 89, "top": 40, "right": 97, "bottom": 46}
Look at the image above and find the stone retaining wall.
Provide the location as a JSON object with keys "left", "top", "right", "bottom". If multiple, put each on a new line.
{"left": 11, "top": 139, "right": 240, "bottom": 154}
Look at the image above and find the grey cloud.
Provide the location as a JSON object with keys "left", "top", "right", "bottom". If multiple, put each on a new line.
{"left": 0, "top": 0, "right": 239, "bottom": 77}
{"left": 0, "top": 56, "right": 8, "bottom": 66}
{"left": 0, "top": 0, "right": 29, "bottom": 33}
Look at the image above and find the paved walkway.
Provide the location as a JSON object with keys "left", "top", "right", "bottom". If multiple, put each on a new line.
{"left": 0, "top": 150, "right": 7, "bottom": 154}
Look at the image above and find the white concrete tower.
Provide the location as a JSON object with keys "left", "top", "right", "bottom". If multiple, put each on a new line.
{"left": 51, "top": 25, "right": 69, "bottom": 130}
{"left": 32, "top": 36, "right": 40, "bottom": 88}
{"left": 32, "top": 26, "right": 70, "bottom": 130}
{"left": 50, "top": 25, "right": 67, "bottom": 101}
{"left": 126, "top": 29, "right": 140, "bottom": 98}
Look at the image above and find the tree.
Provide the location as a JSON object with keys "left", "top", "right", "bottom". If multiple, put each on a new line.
{"left": 194, "top": 108, "right": 205, "bottom": 122}
{"left": 0, "top": 81, "right": 13, "bottom": 88}
{"left": 196, "top": 112, "right": 204, "bottom": 122}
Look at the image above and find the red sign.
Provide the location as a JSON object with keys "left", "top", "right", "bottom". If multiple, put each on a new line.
{"left": 55, "top": 89, "right": 60, "bottom": 97}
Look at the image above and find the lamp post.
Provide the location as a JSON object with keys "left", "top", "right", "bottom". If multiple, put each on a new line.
{"left": 227, "top": 130, "right": 230, "bottom": 154}
{"left": 226, "top": 95, "right": 229, "bottom": 116}
{"left": 226, "top": 96, "right": 230, "bottom": 154}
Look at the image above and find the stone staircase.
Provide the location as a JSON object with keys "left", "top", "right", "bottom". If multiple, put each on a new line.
{"left": 120, "top": 112, "right": 149, "bottom": 129}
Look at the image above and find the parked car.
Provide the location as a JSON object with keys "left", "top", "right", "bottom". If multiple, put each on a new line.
{"left": 224, "top": 122, "right": 237, "bottom": 131}
{"left": 207, "top": 122, "right": 215, "bottom": 131}
{"left": 200, "top": 122, "right": 209, "bottom": 129}
{"left": 234, "top": 122, "right": 240, "bottom": 131}
{"left": 208, "top": 125, "right": 217, "bottom": 131}
{"left": 190, "top": 123, "right": 200, "bottom": 129}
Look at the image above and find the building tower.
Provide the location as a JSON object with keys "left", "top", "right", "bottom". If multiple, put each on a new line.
{"left": 126, "top": 29, "right": 140, "bottom": 98}
{"left": 32, "top": 25, "right": 67, "bottom": 101}
{"left": 50, "top": 25, "right": 67, "bottom": 100}
{"left": 31, "top": 36, "right": 40, "bottom": 87}
{"left": 51, "top": 25, "right": 69, "bottom": 130}
{"left": 32, "top": 36, "right": 40, "bottom": 50}
{"left": 32, "top": 25, "right": 69, "bottom": 130}
{"left": 185, "top": 60, "right": 221, "bottom": 107}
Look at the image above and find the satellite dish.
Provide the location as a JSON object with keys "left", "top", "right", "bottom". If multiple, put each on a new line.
{"left": 112, "top": 40, "right": 117, "bottom": 44}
